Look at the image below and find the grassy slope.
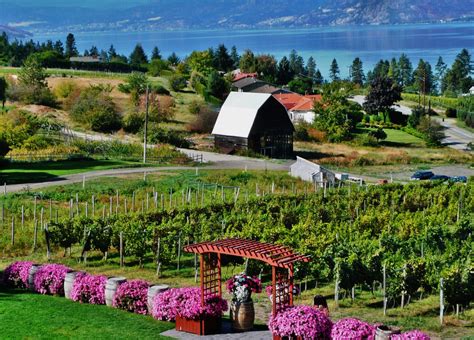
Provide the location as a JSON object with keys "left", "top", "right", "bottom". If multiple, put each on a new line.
{"left": 0, "top": 159, "right": 153, "bottom": 185}
{"left": 0, "top": 287, "right": 173, "bottom": 339}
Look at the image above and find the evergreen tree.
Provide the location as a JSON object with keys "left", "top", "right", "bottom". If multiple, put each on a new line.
{"left": 206, "top": 70, "right": 229, "bottom": 100}
{"left": 256, "top": 54, "right": 277, "bottom": 83}
{"left": 0, "top": 76, "right": 7, "bottom": 108}
{"left": 83, "top": 49, "right": 90, "bottom": 57}
{"left": 372, "top": 60, "right": 390, "bottom": 80}
{"left": 388, "top": 58, "right": 399, "bottom": 83}
{"left": 350, "top": 57, "right": 365, "bottom": 85}
{"left": 129, "top": 43, "right": 148, "bottom": 66}
{"left": 99, "top": 50, "right": 108, "bottom": 62}
{"left": 215, "top": 44, "right": 233, "bottom": 72}
{"left": 314, "top": 69, "right": 324, "bottom": 86}
{"left": 230, "top": 46, "right": 240, "bottom": 69}
{"left": 108, "top": 45, "right": 117, "bottom": 60}
{"left": 89, "top": 46, "right": 99, "bottom": 57}
{"left": 306, "top": 56, "right": 316, "bottom": 80}
{"left": 442, "top": 49, "right": 473, "bottom": 94}
{"left": 239, "top": 50, "right": 257, "bottom": 73}
{"left": 276, "top": 56, "right": 293, "bottom": 85}
{"left": 398, "top": 53, "right": 413, "bottom": 87}
{"left": 151, "top": 46, "right": 161, "bottom": 60}
{"left": 329, "top": 58, "right": 340, "bottom": 82}
{"left": 167, "top": 52, "right": 180, "bottom": 66}
{"left": 18, "top": 55, "right": 48, "bottom": 88}
{"left": 53, "top": 40, "right": 64, "bottom": 56}
{"left": 65, "top": 33, "right": 78, "bottom": 58}
{"left": 413, "top": 59, "right": 434, "bottom": 96}
{"left": 434, "top": 56, "right": 447, "bottom": 92}
{"left": 289, "top": 49, "right": 305, "bottom": 76}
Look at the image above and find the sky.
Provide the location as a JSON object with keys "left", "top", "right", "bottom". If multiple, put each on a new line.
{"left": 0, "top": 0, "right": 152, "bottom": 8}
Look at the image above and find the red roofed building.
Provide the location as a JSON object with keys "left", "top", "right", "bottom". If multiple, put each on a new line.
{"left": 273, "top": 93, "right": 322, "bottom": 123}
{"left": 233, "top": 72, "right": 258, "bottom": 82}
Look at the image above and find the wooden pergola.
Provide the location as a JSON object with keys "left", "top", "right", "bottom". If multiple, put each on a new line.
{"left": 184, "top": 238, "right": 311, "bottom": 317}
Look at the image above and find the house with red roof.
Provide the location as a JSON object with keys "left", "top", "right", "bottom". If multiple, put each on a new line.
{"left": 273, "top": 93, "right": 322, "bottom": 123}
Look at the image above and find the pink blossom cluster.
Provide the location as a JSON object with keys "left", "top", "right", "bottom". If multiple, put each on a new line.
{"left": 3, "top": 261, "right": 33, "bottom": 288}
{"left": 34, "top": 264, "right": 71, "bottom": 295}
{"left": 392, "top": 330, "right": 430, "bottom": 340}
{"left": 152, "top": 287, "right": 228, "bottom": 321}
{"left": 331, "top": 318, "right": 376, "bottom": 340}
{"left": 268, "top": 305, "right": 332, "bottom": 339}
{"left": 71, "top": 272, "right": 107, "bottom": 305}
{"left": 113, "top": 279, "right": 149, "bottom": 315}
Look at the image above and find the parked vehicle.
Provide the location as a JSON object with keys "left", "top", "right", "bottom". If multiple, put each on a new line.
{"left": 450, "top": 176, "right": 468, "bottom": 183}
{"left": 410, "top": 171, "right": 434, "bottom": 180}
{"left": 429, "top": 175, "right": 450, "bottom": 181}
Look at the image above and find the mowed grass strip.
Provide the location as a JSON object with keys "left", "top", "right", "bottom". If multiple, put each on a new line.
{"left": 0, "top": 287, "right": 174, "bottom": 339}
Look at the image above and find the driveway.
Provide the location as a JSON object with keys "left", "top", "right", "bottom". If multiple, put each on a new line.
{"left": 349, "top": 96, "right": 473, "bottom": 151}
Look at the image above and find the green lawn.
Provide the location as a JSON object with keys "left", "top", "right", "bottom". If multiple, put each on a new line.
{"left": 0, "top": 287, "right": 173, "bottom": 339}
{"left": 0, "top": 159, "right": 152, "bottom": 185}
{"left": 381, "top": 129, "right": 425, "bottom": 147}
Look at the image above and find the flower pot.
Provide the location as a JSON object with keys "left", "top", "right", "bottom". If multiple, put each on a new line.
{"left": 105, "top": 277, "right": 126, "bottom": 307}
{"left": 147, "top": 284, "right": 169, "bottom": 311}
{"left": 230, "top": 301, "right": 255, "bottom": 331}
{"left": 175, "top": 315, "right": 221, "bottom": 335}
{"left": 64, "top": 271, "right": 80, "bottom": 300}
{"left": 375, "top": 325, "right": 401, "bottom": 340}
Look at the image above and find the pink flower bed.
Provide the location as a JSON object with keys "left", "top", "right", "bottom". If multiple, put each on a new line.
{"left": 34, "top": 264, "right": 70, "bottom": 295}
{"left": 3, "top": 261, "right": 33, "bottom": 288}
{"left": 331, "top": 318, "right": 376, "bottom": 340}
{"left": 392, "top": 330, "right": 430, "bottom": 340}
{"left": 269, "top": 305, "right": 332, "bottom": 339}
{"left": 113, "top": 279, "right": 149, "bottom": 315}
{"left": 152, "top": 287, "right": 228, "bottom": 321}
{"left": 71, "top": 272, "right": 107, "bottom": 305}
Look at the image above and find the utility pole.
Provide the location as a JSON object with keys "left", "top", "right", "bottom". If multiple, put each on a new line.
{"left": 143, "top": 84, "right": 149, "bottom": 164}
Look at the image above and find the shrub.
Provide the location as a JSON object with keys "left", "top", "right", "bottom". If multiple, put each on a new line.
{"left": 34, "top": 264, "right": 71, "bottom": 295}
{"left": 169, "top": 75, "right": 187, "bottom": 92}
{"left": 417, "top": 116, "right": 445, "bottom": 147}
{"left": 445, "top": 107, "right": 457, "bottom": 118}
{"left": 3, "top": 261, "right": 33, "bottom": 288}
{"left": 331, "top": 318, "right": 376, "bottom": 339}
{"left": 392, "top": 330, "right": 430, "bottom": 340}
{"left": 188, "top": 100, "right": 204, "bottom": 115}
{"left": 150, "top": 84, "right": 170, "bottom": 96}
{"left": 294, "top": 122, "right": 311, "bottom": 141}
{"left": 151, "top": 287, "right": 227, "bottom": 321}
{"left": 187, "top": 107, "right": 218, "bottom": 133}
{"left": 113, "top": 279, "right": 149, "bottom": 315}
{"left": 71, "top": 272, "right": 107, "bottom": 304}
{"left": 355, "top": 134, "right": 379, "bottom": 147}
{"left": 54, "top": 81, "right": 78, "bottom": 99}
{"left": 123, "top": 111, "right": 144, "bottom": 133}
{"left": 268, "top": 305, "right": 332, "bottom": 339}
{"left": 7, "top": 83, "right": 57, "bottom": 107}
{"left": 147, "top": 126, "right": 190, "bottom": 148}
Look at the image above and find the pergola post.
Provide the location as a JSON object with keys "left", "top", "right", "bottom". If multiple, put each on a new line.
{"left": 272, "top": 265, "right": 277, "bottom": 316}
{"left": 200, "top": 254, "right": 205, "bottom": 306}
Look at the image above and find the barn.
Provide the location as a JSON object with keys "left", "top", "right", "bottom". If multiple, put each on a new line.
{"left": 212, "top": 92, "right": 294, "bottom": 159}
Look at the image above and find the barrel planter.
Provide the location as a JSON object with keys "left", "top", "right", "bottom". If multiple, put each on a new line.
{"left": 147, "top": 284, "right": 169, "bottom": 311}
{"left": 64, "top": 272, "right": 80, "bottom": 300}
{"left": 375, "top": 325, "right": 401, "bottom": 340}
{"left": 27, "top": 264, "right": 41, "bottom": 291}
{"left": 105, "top": 277, "right": 127, "bottom": 307}
{"left": 175, "top": 315, "right": 221, "bottom": 335}
{"left": 230, "top": 301, "right": 255, "bottom": 331}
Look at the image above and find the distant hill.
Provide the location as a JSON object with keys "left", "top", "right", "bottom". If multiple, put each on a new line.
{"left": 1, "top": 0, "right": 473, "bottom": 33}
{"left": 0, "top": 24, "right": 32, "bottom": 38}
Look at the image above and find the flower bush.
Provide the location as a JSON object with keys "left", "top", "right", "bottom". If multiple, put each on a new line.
{"left": 226, "top": 274, "right": 262, "bottom": 303}
{"left": 71, "top": 272, "right": 107, "bottom": 305}
{"left": 152, "top": 287, "right": 227, "bottom": 321}
{"left": 113, "top": 279, "right": 149, "bottom": 315}
{"left": 392, "top": 330, "right": 430, "bottom": 340}
{"left": 34, "top": 264, "right": 70, "bottom": 295}
{"left": 268, "top": 305, "right": 332, "bottom": 339}
{"left": 3, "top": 261, "right": 33, "bottom": 288}
{"left": 331, "top": 318, "right": 376, "bottom": 339}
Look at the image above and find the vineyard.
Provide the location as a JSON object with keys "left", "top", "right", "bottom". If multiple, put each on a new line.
{"left": 0, "top": 170, "right": 473, "bottom": 334}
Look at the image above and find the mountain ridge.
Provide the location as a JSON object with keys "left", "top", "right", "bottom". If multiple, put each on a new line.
{"left": 1, "top": 0, "right": 473, "bottom": 33}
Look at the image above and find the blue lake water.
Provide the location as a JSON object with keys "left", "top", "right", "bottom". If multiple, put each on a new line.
{"left": 32, "top": 23, "right": 474, "bottom": 78}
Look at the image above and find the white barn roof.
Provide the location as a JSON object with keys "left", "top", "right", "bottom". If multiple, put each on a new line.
{"left": 212, "top": 92, "right": 274, "bottom": 138}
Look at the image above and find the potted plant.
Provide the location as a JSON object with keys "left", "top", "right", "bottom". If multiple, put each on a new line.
{"left": 268, "top": 305, "right": 332, "bottom": 340}
{"left": 226, "top": 274, "right": 262, "bottom": 331}
{"left": 152, "top": 287, "right": 227, "bottom": 336}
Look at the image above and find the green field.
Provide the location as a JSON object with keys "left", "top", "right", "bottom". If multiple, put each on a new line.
{"left": 381, "top": 129, "right": 425, "bottom": 147}
{"left": 0, "top": 287, "right": 173, "bottom": 339}
{"left": 0, "top": 159, "right": 153, "bottom": 185}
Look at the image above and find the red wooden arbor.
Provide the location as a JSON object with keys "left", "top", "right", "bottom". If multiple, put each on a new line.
{"left": 184, "top": 238, "right": 311, "bottom": 317}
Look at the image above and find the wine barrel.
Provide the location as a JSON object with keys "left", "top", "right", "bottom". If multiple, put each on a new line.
{"left": 105, "top": 277, "right": 126, "bottom": 307}
{"left": 64, "top": 272, "right": 80, "bottom": 300}
{"left": 230, "top": 301, "right": 255, "bottom": 331}
{"left": 147, "top": 284, "right": 169, "bottom": 311}
{"left": 28, "top": 264, "right": 41, "bottom": 292}
{"left": 375, "top": 326, "right": 401, "bottom": 340}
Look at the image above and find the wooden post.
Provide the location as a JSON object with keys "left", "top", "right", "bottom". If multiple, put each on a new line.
{"left": 82, "top": 175, "right": 86, "bottom": 189}
{"left": 109, "top": 196, "right": 113, "bottom": 216}
{"left": 177, "top": 234, "right": 181, "bottom": 271}
{"left": 156, "top": 237, "right": 161, "bottom": 277}
{"left": 124, "top": 198, "right": 128, "bottom": 214}
{"left": 383, "top": 264, "right": 387, "bottom": 316}
{"left": 33, "top": 196, "right": 37, "bottom": 225}
{"left": 334, "top": 263, "right": 340, "bottom": 309}
{"left": 44, "top": 224, "right": 51, "bottom": 260}
{"left": 119, "top": 231, "right": 124, "bottom": 268}
{"left": 116, "top": 190, "right": 119, "bottom": 215}
{"left": 11, "top": 215, "right": 15, "bottom": 245}
{"left": 85, "top": 202, "right": 88, "bottom": 218}
{"left": 21, "top": 205, "right": 24, "bottom": 229}
{"left": 40, "top": 208, "right": 44, "bottom": 231}
{"left": 272, "top": 266, "right": 277, "bottom": 317}
{"left": 132, "top": 191, "right": 136, "bottom": 212}
{"left": 33, "top": 220, "right": 38, "bottom": 251}
{"left": 440, "top": 278, "right": 444, "bottom": 326}
{"left": 76, "top": 193, "right": 79, "bottom": 215}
